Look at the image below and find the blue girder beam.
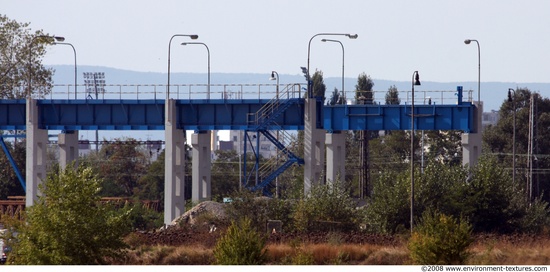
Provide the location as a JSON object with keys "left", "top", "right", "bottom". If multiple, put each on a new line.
{"left": 0, "top": 99, "right": 26, "bottom": 130}
{"left": 0, "top": 99, "right": 305, "bottom": 131}
{"left": 1, "top": 99, "right": 474, "bottom": 133}
{"left": 176, "top": 99, "right": 304, "bottom": 131}
{"left": 322, "top": 102, "right": 476, "bottom": 133}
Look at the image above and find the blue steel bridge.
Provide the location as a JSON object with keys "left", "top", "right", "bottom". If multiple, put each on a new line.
{"left": 0, "top": 83, "right": 479, "bottom": 224}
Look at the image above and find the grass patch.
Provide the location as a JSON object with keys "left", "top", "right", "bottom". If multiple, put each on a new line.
{"left": 114, "top": 233, "right": 550, "bottom": 265}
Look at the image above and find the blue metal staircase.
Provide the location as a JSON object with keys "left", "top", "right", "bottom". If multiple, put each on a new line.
{"left": 244, "top": 84, "right": 305, "bottom": 194}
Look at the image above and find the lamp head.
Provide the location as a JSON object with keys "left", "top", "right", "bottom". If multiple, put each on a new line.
{"left": 190, "top": 35, "right": 199, "bottom": 39}
{"left": 270, "top": 71, "right": 277, "bottom": 81}
{"left": 347, "top": 34, "right": 358, "bottom": 39}
{"left": 321, "top": 39, "right": 327, "bottom": 42}
{"left": 464, "top": 39, "right": 471, "bottom": 44}
{"left": 54, "top": 36, "right": 65, "bottom": 42}
{"left": 414, "top": 72, "right": 421, "bottom": 86}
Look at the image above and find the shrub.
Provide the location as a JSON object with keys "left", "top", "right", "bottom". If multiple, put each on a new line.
{"left": 520, "top": 197, "right": 550, "bottom": 233}
{"left": 213, "top": 217, "right": 267, "bottom": 265}
{"left": 408, "top": 210, "right": 473, "bottom": 265}
{"left": 293, "top": 182, "right": 359, "bottom": 232}
{"left": 10, "top": 165, "right": 130, "bottom": 265}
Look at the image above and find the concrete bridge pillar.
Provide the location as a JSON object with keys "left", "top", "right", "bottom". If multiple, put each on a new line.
{"left": 58, "top": 131, "right": 79, "bottom": 170}
{"left": 462, "top": 102, "right": 483, "bottom": 167}
{"left": 326, "top": 131, "right": 346, "bottom": 185}
{"left": 304, "top": 97, "right": 325, "bottom": 194}
{"left": 192, "top": 131, "right": 212, "bottom": 202}
{"left": 164, "top": 99, "right": 186, "bottom": 225}
{"left": 26, "top": 98, "right": 48, "bottom": 207}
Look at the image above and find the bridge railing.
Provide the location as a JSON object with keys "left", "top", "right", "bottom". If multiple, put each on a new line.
{"left": 42, "top": 83, "right": 304, "bottom": 100}
{"left": 344, "top": 89, "right": 474, "bottom": 105}
{"left": 15, "top": 84, "right": 473, "bottom": 105}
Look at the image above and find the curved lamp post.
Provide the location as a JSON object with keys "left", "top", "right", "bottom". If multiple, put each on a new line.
{"left": 508, "top": 88, "right": 516, "bottom": 185}
{"left": 54, "top": 42, "right": 77, "bottom": 99}
{"left": 181, "top": 42, "right": 210, "bottom": 100}
{"left": 269, "top": 70, "right": 280, "bottom": 197}
{"left": 28, "top": 35, "right": 65, "bottom": 98}
{"left": 269, "top": 70, "right": 279, "bottom": 99}
{"left": 167, "top": 34, "right": 198, "bottom": 99}
{"left": 464, "top": 39, "right": 480, "bottom": 102}
{"left": 307, "top": 33, "right": 357, "bottom": 98}
{"left": 321, "top": 39, "right": 345, "bottom": 102}
{"left": 411, "top": 70, "right": 421, "bottom": 233}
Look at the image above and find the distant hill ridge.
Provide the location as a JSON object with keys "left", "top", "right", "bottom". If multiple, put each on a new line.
{"left": 48, "top": 65, "right": 550, "bottom": 112}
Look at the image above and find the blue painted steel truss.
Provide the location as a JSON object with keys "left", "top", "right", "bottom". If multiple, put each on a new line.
{"left": 0, "top": 97, "right": 476, "bottom": 195}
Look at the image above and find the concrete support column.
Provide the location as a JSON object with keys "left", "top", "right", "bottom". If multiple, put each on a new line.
{"left": 58, "top": 131, "right": 79, "bottom": 170}
{"left": 192, "top": 131, "right": 211, "bottom": 202}
{"left": 462, "top": 102, "right": 483, "bottom": 167}
{"left": 304, "top": 97, "right": 325, "bottom": 194}
{"left": 326, "top": 131, "right": 346, "bottom": 185}
{"left": 26, "top": 98, "right": 48, "bottom": 207}
{"left": 164, "top": 99, "right": 186, "bottom": 225}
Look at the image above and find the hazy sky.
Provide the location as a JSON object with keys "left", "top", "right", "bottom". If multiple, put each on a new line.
{"left": 3, "top": 0, "right": 550, "bottom": 86}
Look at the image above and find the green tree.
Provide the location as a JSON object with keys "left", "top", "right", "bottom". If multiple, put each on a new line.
{"left": 211, "top": 150, "right": 240, "bottom": 200}
{"left": 134, "top": 150, "right": 165, "bottom": 208}
{"left": 385, "top": 85, "right": 400, "bottom": 105}
{"left": 10, "top": 165, "right": 130, "bottom": 265}
{"left": 97, "top": 138, "right": 149, "bottom": 196}
{"left": 293, "top": 182, "right": 360, "bottom": 232}
{"left": 424, "top": 130, "right": 462, "bottom": 165}
{"left": 364, "top": 169, "right": 410, "bottom": 233}
{"left": 460, "top": 156, "right": 526, "bottom": 233}
{"left": 355, "top": 72, "right": 374, "bottom": 104}
{"left": 484, "top": 88, "right": 550, "bottom": 202}
{"left": 0, "top": 14, "right": 55, "bottom": 98}
{"left": 311, "top": 70, "right": 326, "bottom": 98}
{"left": 327, "top": 87, "right": 344, "bottom": 105}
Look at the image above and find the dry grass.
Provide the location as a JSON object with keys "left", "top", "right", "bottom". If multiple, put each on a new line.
{"left": 264, "top": 243, "right": 408, "bottom": 265}
{"left": 114, "top": 234, "right": 550, "bottom": 265}
{"left": 468, "top": 236, "right": 550, "bottom": 265}
{"left": 117, "top": 245, "right": 213, "bottom": 265}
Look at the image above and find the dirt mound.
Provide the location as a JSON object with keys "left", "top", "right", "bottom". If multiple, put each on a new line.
{"left": 171, "top": 201, "right": 227, "bottom": 225}
{"left": 132, "top": 224, "right": 223, "bottom": 247}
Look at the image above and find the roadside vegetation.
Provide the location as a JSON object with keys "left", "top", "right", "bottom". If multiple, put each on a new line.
{"left": 1, "top": 13, "right": 550, "bottom": 265}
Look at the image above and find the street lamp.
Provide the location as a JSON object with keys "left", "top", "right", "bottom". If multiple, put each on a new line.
{"left": 269, "top": 71, "right": 279, "bottom": 99}
{"left": 269, "top": 70, "right": 280, "bottom": 197}
{"left": 464, "top": 39, "right": 480, "bottom": 102}
{"left": 28, "top": 35, "right": 65, "bottom": 98}
{"left": 321, "top": 39, "right": 345, "bottom": 102}
{"left": 166, "top": 34, "right": 198, "bottom": 99}
{"left": 54, "top": 42, "right": 77, "bottom": 99}
{"left": 307, "top": 33, "right": 357, "bottom": 98}
{"left": 508, "top": 88, "right": 516, "bottom": 185}
{"left": 181, "top": 42, "right": 210, "bottom": 99}
{"left": 411, "top": 70, "right": 421, "bottom": 233}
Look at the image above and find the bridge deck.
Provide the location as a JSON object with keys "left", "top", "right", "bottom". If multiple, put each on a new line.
{"left": 0, "top": 98, "right": 476, "bottom": 132}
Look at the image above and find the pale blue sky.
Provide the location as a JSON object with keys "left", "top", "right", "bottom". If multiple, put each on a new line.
{"left": 3, "top": 0, "right": 550, "bottom": 142}
{"left": 3, "top": 0, "right": 550, "bottom": 87}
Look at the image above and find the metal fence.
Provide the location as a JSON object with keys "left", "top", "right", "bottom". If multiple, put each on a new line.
{"left": 18, "top": 83, "right": 474, "bottom": 105}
